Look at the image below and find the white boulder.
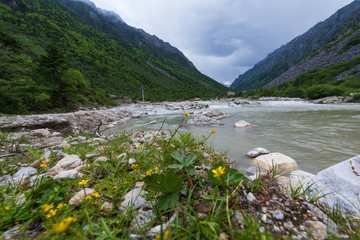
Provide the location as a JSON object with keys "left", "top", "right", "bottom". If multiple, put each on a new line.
{"left": 307, "top": 155, "right": 360, "bottom": 216}
{"left": 246, "top": 147, "right": 270, "bottom": 158}
{"left": 253, "top": 153, "right": 298, "bottom": 171}
{"left": 46, "top": 155, "right": 83, "bottom": 177}
{"left": 234, "top": 120, "right": 254, "bottom": 128}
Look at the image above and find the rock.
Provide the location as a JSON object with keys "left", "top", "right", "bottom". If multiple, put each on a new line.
{"left": 197, "top": 213, "right": 207, "bottom": 220}
{"left": 119, "top": 188, "right": 147, "bottom": 211}
{"left": 54, "top": 150, "right": 68, "bottom": 161}
{"left": 148, "top": 213, "right": 176, "bottom": 235}
{"left": 53, "top": 169, "right": 82, "bottom": 180}
{"left": 232, "top": 211, "right": 244, "bottom": 226}
{"left": 69, "top": 188, "right": 96, "bottom": 206}
{"left": 261, "top": 214, "right": 273, "bottom": 224}
{"left": 133, "top": 210, "right": 156, "bottom": 230}
{"left": 147, "top": 120, "right": 158, "bottom": 125}
{"left": 85, "top": 153, "right": 100, "bottom": 159}
{"left": 272, "top": 210, "right": 285, "bottom": 220}
{"left": 128, "top": 158, "right": 137, "bottom": 166}
{"left": 94, "top": 156, "right": 108, "bottom": 164}
{"left": 306, "top": 221, "right": 328, "bottom": 240}
{"left": 46, "top": 155, "right": 83, "bottom": 177}
{"left": 289, "top": 170, "right": 315, "bottom": 188}
{"left": 15, "top": 194, "right": 26, "bottom": 205}
{"left": 247, "top": 192, "right": 256, "bottom": 203}
{"left": 40, "top": 149, "right": 52, "bottom": 160}
{"left": 246, "top": 166, "right": 261, "bottom": 176}
{"left": 2, "top": 225, "right": 20, "bottom": 240}
{"left": 187, "top": 110, "right": 230, "bottom": 126}
{"left": 304, "top": 203, "right": 339, "bottom": 234}
{"left": 272, "top": 225, "right": 281, "bottom": 233}
{"left": 29, "top": 174, "right": 45, "bottom": 187}
{"left": 308, "top": 155, "right": 360, "bottom": 216}
{"left": 30, "top": 129, "right": 52, "bottom": 137}
{"left": 101, "top": 201, "right": 114, "bottom": 211}
{"left": 253, "top": 153, "right": 298, "bottom": 171}
{"left": 234, "top": 120, "right": 254, "bottom": 128}
{"left": 13, "top": 167, "right": 37, "bottom": 179}
{"left": 284, "top": 221, "right": 294, "bottom": 231}
{"left": 246, "top": 147, "right": 270, "bottom": 158}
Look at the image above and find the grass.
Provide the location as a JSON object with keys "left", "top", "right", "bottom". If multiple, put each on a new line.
{"left": 1, "top": 123, "right": 360, "bottom": 239}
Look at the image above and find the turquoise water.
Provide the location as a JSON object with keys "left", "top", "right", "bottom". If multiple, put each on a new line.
{"left": 108, "top": 101, "right": 360, "bottom": 174}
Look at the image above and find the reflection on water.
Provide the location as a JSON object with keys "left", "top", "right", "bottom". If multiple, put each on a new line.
{"left": 108, "top": 101, "right": 360, "bottom": 174}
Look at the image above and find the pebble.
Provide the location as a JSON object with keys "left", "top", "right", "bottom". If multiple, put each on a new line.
{"left": 284, "top": 221, "right": 294, "bottom": 231}
{"left": 272, "top": 225, "right": 281, "bottom": 233}
{"left": 247, "top": 192, "right": 256, "bottom": 203}
{"left": 272, "top": 210, "right": 285, "bottom": 220}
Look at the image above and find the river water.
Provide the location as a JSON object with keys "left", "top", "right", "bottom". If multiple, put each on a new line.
{"left": 108, "top": 101, "right": 360, "bottom": 174}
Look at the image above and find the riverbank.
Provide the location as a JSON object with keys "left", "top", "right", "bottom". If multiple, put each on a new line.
{"left": 1, "top": 109, "right": 360, "bottom": 239}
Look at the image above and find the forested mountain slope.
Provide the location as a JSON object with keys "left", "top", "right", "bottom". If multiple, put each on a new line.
{"left": 0, "top": 0, "right": 228, "bottom": 114}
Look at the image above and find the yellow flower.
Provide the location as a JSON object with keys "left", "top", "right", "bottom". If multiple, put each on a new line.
{"left": 130, "top": 164, "right": 138, "bottom": 169}
{"left": 155, "top": 230, "right": 170, "bottom": 240}
{"left": 146, "top": 169, "right": 153, "bottom": 176}
{"left": 46, "top": 209, "right": 57, "bottom": 218}
{"left": 154, "top": 166, "right": 160, "bottom": 173}
{"left": 78, "top": 180, "right": 89, "bottom": 185}
{"left": 63, "top": 146, "right": 70, "bottom": 149}
{"left": 4, "top": 206, "right": 9, "bottom": 210}
{"left": 40, "top": 163, "right": 48, "bottom": 168}
{"left": 92, "top": 192, "right": 101, "bottom": 198}
{"left": 56, "top": 203, "right": 67, "bottom": 209}
{"left": 153, "top": 134, "right": 157, "bottom": 137}
{"left": 84, "top": 196, "right": 93, "bottom": 200}
{"left": 212, "top": 166, "right": 225, "bottom": 178}
{"left": 118, "top": 133, "right": 121, "bottom": 135}
{"left": 53, "top": 217, "right": 76, "bottom": 233}
{"left": 184, "top": 111, "right": 190, "bottom": 117}
{"left": 211, "top": 129, "right": 216, "bottom": 134}
{"left": 201, "top": 134, "right": 206, "bottom": 137}
{"left": 124, "top": 181, "right": 128, "bottom": 184}
{"left": 137, "top": 145, "right": 142, "bottom": 149}
{"left": 40, "top": 203, "right": 54, "bottom": 213}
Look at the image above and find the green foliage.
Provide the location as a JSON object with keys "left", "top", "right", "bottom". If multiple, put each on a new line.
{"left": 243, "top": 58, "right": 360, "bottom": 100}
{"left": 144, "top": 171, "right": 182, "bottom": 193}
{"left": 0, "top": 0, "right": 228, "bottom": 113}
{"left": 208, "top": 166, "right": 247, "bottom": 187}
{"left": 169, "top": 150, "right": 197, "bottom": 175}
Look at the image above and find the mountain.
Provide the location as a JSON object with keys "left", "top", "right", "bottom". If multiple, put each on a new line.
{"left": 0, "top": 0, "right": 228, "bottom": 114}
{"left": 231, "top": 0, "right": 360, "bottom": 91}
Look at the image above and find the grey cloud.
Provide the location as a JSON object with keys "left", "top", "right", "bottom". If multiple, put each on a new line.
{"left": 91, "top": 0, "right": 353, "bottom": 84}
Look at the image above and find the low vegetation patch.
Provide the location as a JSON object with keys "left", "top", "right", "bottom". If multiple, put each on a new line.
{"left": 1, "top": 115, "right": 359, "bottom": 239}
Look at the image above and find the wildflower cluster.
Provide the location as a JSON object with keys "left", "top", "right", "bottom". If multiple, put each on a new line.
{"left": 53, "top": 217, "right": 76, "bottom": 233}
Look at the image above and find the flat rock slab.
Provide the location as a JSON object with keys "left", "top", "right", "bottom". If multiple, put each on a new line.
{"left": 246, "top": 147, "right": 270, "bottom": 158}
{"left": 308, "top": 155, "right": 360, "bottom": 216}
{"left": 120, "top": 188, "right": 147, "bottom": 211}
{"left": 253, "top": 152, "right": 298, "bottom": 171}
{"left": 46, "top": 155, "right": 83, "bottom": 177}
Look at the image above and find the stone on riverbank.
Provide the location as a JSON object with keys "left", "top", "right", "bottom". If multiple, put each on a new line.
{"left": 234, "top": 120, "right": 254, "bottom": 128}
{"left": 246, "top": 147, "right": 270, "bottom": 158}
{"left": 307, "top": 155, "right": 360, "bottom": 216}
{"left": 253, "top": 153, "right": 298, "bottom": 171}
{"left": 46, "top": 155, "right": 83, "bottom": 177}
{"left": 187, "top": 110, "right": 230, "bottom": 126}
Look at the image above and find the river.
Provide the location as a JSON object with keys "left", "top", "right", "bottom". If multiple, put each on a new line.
{"left": 108, "top": 101, "right": 360, "bottom": 174}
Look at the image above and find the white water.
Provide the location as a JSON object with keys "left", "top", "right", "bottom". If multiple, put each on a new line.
{"left": 109, "top": 101, "right": 360, "bottom": 174}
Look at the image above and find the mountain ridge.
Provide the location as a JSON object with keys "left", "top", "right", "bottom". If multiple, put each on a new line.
{"left": 230, "top": 0, "right": 360, "bottom": 91}
{"left": 0, "top": 0, "right": 228, "bottom": 114}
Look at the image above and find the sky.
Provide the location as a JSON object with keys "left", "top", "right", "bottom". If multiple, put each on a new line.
{"left": 91, "top": 0, "right": 353, "bottom": 85}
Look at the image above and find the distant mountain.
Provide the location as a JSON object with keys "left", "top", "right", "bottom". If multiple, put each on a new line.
{"left": 0, "top": 0, "right": 228, "bottom": 114}
{"left": 231, "top": 0, "right": 360, "bottom": 91}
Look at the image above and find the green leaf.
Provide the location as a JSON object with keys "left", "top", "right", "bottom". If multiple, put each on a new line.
{"left": 158, "top": 192, "right": 179, "bottom": 211}
{"left": 187, "top": 166, "right": 195, "bottom": 176}
{"left": 208, "top": 167, "right": 247, "bottom": 186}
{"left": 169, "top": 164, "right": 184, "bottom": 169}
{"left": 144, "top": 171, "right": 182, "bottom": 193}
{"left": 201, "top": 194, "right": 212, "bottom": 200}
{"left": 170, "top": 150, "right": 186, "bottom": 163}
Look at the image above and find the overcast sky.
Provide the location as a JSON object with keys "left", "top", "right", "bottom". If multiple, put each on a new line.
{"left": 91, "top": 0, "right": 353, "bottom": 85}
